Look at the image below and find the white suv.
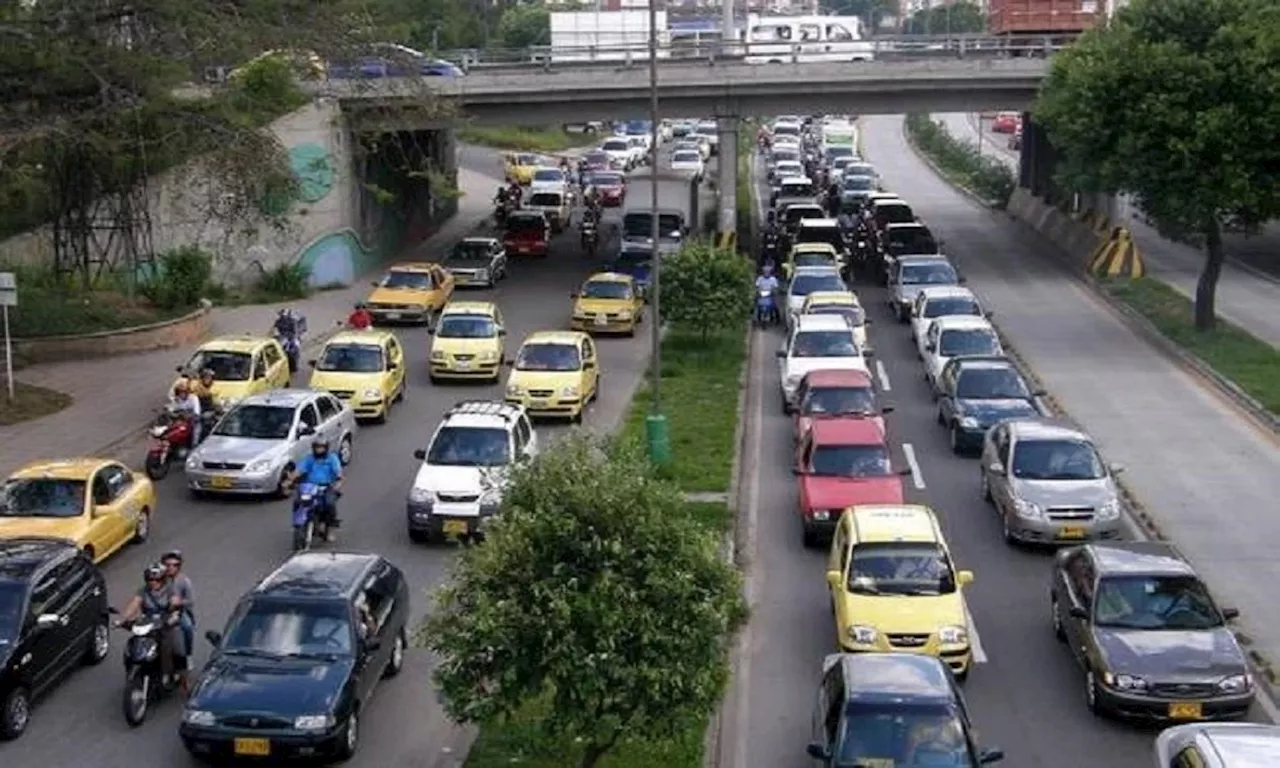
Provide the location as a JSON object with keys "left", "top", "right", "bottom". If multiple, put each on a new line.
{"left": 405, "top": 401, "right": 538, "bottom": 543}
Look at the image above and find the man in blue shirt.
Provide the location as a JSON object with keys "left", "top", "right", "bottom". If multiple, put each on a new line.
{"left": 288, "top": 439, "right": 344, "bottom": 542}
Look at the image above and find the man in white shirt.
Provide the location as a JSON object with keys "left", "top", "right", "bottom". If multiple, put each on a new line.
{"left": 169, "top": 380, "right": 203, "bottom": 444}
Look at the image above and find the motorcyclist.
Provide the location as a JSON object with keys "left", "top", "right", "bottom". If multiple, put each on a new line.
{"left": 187, "top": 368, "right": 220, "bottom": 438}
{"left": 285, "top": 438, "right": 345, "bottom": 543}
{"left": 168, "top": 380, "right": 202, "bottom": 445}
{"left": 583, "top": 184, "right": 601, "bottom": 213}
{"left": 825, "top": 182, "right": 840, "bottom": 217}
{"left": 507, "top": 181, "right": 523, "bottom": 207}
{"left": 272, "top": 307, "right": 297, "bottom": 339}
{"left": 347, "top": 302, "right": 373, "bottom": 330}
{"left": 755, "top": 264, "right": 780, "bottom": 296}
{"left": 117, "top": 564, "right": 187, "bottom": 692}
{"left": 161, "top": 550, "right": 195, "bottom": 692}
{"left": 493, "top": 185, "right": 509, "bottom": 208}
{"left": 272, "top": 308, "right": 305, "bottom": 373}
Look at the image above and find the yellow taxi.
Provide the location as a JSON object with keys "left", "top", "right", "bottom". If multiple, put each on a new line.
{"left": 430, "top": 302, "right": 506, "bottom": 383}
{"left": 307, "top": 330, "right": 406, "bottom": 421}
{"left": 0, "top": 459, "right": 156, "bottom": 563}
{"left": 825, "top": 504, "right": 976, "bottom": 680}
{"left": 801, "top": 290, "right": 870, "bottom": 348}
{"left": 504, "top": 330, "right": 600, "bottom": 421}
{"left": 504, "top": 152, "right": 543, "bottom": 185}
{"left": 784, "top": 242, "right": 845, "bottom": 278}
{"left": 174, "top": 335, "right": 291, "bottom": 408}
{"left": 365, "top": 262, "right": 455, "bottom": 325}
{"left": 569, "top": 272, "right": 645, "bottom": 336}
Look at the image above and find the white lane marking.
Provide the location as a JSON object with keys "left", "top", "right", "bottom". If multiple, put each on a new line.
{"left": 902, "top": 443, "right": 926, "bottom": 490}
{"left": 965, "top": 607, "right": 988, "bottom": 664}
{"left": 874, "top": 359, "right": 891, "bottom": 392}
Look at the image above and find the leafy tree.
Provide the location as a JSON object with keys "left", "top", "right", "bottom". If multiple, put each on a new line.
{"left": 497, "top": 3, "right": 551, "bottom": 50}
{"left": 903, "top": 2, "right": 985, "bottom": 35}
{"left": 424, "top": 434, "right": 746, "bottom": 768}
{"left": 1034, "top": 0, "right": 1280, "bottom": 330}
{"left": 658, "top": 239, "right": 754, "bottom": 339}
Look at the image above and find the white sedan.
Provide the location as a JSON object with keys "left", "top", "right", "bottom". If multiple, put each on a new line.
{"left": 910, "top": 286, "right": 985, "bottom": 349}
{"left": 669, "top": 149, "right": 705, "bottom": 182}
{"left": 920, "top": 316, "right": 1004, "bottom": 393}
{"left": 784, "top": 267, "right": 848, "bottom": 327}
{"left": 777, "top": 314, "right": 871, "bottom": 411}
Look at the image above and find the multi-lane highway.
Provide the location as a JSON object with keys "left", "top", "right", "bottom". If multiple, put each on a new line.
{"left": 726, "top": 117, "right": 1274, "bottom": 768}
{"left": 0, "top": 150, "right": 713, "bottom": 767}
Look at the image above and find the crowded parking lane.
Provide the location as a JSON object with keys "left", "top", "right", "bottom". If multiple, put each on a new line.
{"left": 734, "top": 149, "right": 1211, "bottom": 768}
{"left": 0, "top": 155, "right": 711, "bottom": 768}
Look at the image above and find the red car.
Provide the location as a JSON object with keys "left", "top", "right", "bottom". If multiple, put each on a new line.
{"left": 590, "top": 171, "right": 627, "bottom": 207}
{"left": 991, "top": 112, "right": 1021, "bottom": 134}
{"left": 794, "top": 418, "right": 909, "bottom": 547}
{"left": 503, "top": 211, "right": 550, "bottom": 257}
{"left": 792, "top": 369, "right": 894, "bottom": 444}
{"left": 580, "top": 151, "right": 612, "bottom": 173}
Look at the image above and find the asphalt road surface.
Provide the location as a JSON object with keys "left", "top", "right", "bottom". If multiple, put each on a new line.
{"left": 1, "top": 150, "right": 715, "bottom": 768}
{"left": 728, "top": 122, "right": 1270, "bottom": 768}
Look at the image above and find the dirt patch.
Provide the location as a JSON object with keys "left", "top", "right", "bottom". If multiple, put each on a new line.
{"left": 0, "top": 381, "right": 73, "bottom": 425}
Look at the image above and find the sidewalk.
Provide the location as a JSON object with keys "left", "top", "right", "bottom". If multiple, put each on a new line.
{"left": 0, "top": 165, "right": 499, "bottom": 477}
{"left": 941, "top": 112, "right": 1280, "bottom": 348}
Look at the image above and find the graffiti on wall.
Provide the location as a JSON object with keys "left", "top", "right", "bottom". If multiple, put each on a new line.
{"left": 295, "top": 229, "right": 376, "bottom": 288}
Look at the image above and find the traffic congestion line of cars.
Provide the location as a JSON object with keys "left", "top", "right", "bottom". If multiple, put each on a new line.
{"left": 756, "top": 114, "right": 1276, "bottom": 766}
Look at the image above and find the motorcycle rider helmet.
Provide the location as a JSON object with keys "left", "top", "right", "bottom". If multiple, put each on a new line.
{"left": 143, "top": 563, "right": 166, "bottom": 584}
{"left": 312, "top": 438, "right": 330, "bottom": 458}
{"left": 161, "top": 549, "right": 183, "bottom": 566}
{"left": 762, "top": 264, "right": 773, "bottom": 277}
{"left": 198, "top": 368, "right": 214, "bottom": 383}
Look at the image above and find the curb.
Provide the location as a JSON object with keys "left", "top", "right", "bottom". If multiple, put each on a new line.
{"left": 900, "top": 118, "right": 1001, "bottom": 210}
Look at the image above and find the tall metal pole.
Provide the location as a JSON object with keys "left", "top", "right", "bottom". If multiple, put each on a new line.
{"left": 721, "top": 0, "right": 734, "bottom": 55}
{"left": 644, "top": 0, "right": 669, "bottom": 464}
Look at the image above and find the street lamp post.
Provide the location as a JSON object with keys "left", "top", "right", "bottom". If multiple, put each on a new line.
{"left": 644, "top": 0, "right": 670, "bottom": 465}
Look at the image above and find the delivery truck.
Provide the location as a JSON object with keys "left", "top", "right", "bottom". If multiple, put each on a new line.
{"left": 987, "top": 0, "right": 1103, "bottom": 37}
{"left": 618, "top": 170, "right": 699, "bottom": 258}
{"left": 549, "top": 11, "right": 672, "bottom": 63}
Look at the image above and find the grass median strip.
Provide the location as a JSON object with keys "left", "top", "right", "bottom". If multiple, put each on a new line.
{"left": 1103, "top": 278, "right": 1280, "bottom": 414}
{"left": 456, "top": 124, "right": 595, "bottom": 153}
{"left": 904, "top": 113, "right": 1016, "bottom": 208}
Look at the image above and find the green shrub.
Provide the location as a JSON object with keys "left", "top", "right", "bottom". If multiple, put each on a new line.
{"left": 658, "top": 239, "right": 754, "bottom": 338}
{"left": 141, "top": 246, "right": 214, "bottom": 309}
{"left": 905, "top": 114, "right": 1016, "bottom": 208}
{"left": 256, "top": 262, "right": 310, "bottom": 299}
{"left": 455, "top": 125, "right": 593, "bottom": 153}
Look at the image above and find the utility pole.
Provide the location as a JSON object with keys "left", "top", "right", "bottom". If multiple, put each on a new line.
{"left": 645, "top": 0, "right": 669, "bottom": 465}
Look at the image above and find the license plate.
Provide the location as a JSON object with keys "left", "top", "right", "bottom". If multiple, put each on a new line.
{"left": 209, "top": 476, "right": 233, "bottom": 489}
{"left": 234, "top": 738, "right": 270, "bottom": 756}
{"left": 385, "top": 312, "right": 401, "bottom": 320}
{"left": 518, "top": 247, "right": 530, "bottom": 253}
{"left": 455, "top": 361, "right": 471, "bottom": 370}
{"left": 530, "top": 400, "right": 548, "bottom": 409}
{"left": 1057, "top": 526, "right": 1087, "bottom": 539}
{"left": 443, "top": 520, "right": 469, "bottom": 536}
{"left": 595, "top": 314, "right": 608, "bottom": 326}
{"left": 1169, "top": 701, "right": 1202, "bottom": 719}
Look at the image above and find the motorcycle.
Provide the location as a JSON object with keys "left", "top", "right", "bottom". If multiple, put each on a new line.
{"left": 275, "top": 331, "right": 302, "bottom": 374}
{"left": 114, "top": 610, "right": 183, "bottom": 726}
{"left": 494, "top": 200, "right": 510, "bottom": 226}
{"left": 291, "top": 482, "right": 339, "bottom": 552}
{"left": 755, "top": 289, "right": 780, "bottom": 328}
{"left": 580, "top": 218, "right": 600, "bottom": 256}
{"left": 144, "top": 406, "right": 195, "bottom": 480}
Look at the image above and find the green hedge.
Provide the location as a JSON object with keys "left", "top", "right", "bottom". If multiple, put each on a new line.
{"left": 904, "top": 113, "right": 1016, "bottom": 208}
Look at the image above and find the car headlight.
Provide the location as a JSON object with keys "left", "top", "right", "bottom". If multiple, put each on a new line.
{"left": 561, "top": 386, "right": 579, "bottom": 397}
{"left": 412, "top": 304, "right": 428, "bottom": 313}
{"left": 244, "top": 457, "right": 277, "bottom": 474}
{"left": 938, "top": 625, "right": 968, "bottom": 645}
{"left": 1013, "top": 499, "right": 1042, "bottom": 519}
{"left": 958, "top": 416, "right": 980, "bottom": 429}
{"left": 1097, "top": 499, "right": 1121, "bottom": 520}
{"left": 408, "top": 487, "right": 433, "bottom": 504}
{"left": 293, "top": 714, "right": 334, "bottom": 730}
{"left": 1217, "top": 674, "right": 1252, "bottom": 693}
{"left": 185, "top": 455, "right": 200, "bottom": 470}
{"left": 431, "top": 350, "right": 446, "bottom": 361}
{"left": 1104, "top": 672, "right": 1147, "bottom": 691}
{"left": 481, "top": 350, "right": 498, "bottom": 361}
{"left": 183, "top": 709, "right": 217, "bottom": 726}
{"left": 362, "top": 388, "right": 382, "bottom": 401}
{"left": 474, "top": 270, "right": 489, "bottom": 281}
{"left": 617, "top": 310, "right": 632, "bottom": 320}
{"left": 810, "top": 509, "right": 832, "bottom": 521}
{"left": 847, "top": 625, "right": 878, "bottom": 644}
{"left": 506, "top": 383, "right": 523, "bottom": 397}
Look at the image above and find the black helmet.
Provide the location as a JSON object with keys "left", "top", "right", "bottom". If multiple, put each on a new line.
{"left": 143, "top": 563, "right": 166, "bottom": 583}
{"left": 161, "top": 549, "right": 183, "bottom": 565}
{"left": 312, "top": 438, "right": 329, "bottom": 455}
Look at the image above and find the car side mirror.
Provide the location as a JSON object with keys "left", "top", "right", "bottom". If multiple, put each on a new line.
{"left": 307, "top": 359, "right": 317, "bottom": 368}
{"left": 1109, "top": 462, "right": 1125, "bottom": 474}
{"left": 174, "top": 365, "right": 185, "bottom": 374}
{"left": 427, "top": 327, "right": 435, "bottom": 335}
{"left": 1069, "top": 606, "right": 1088, "bottom": 619}
{"left": 958, "top": 276, "right": 968, "bottom": 284}
{"left": 413, "top": 449, "right": 427, "bottom": 460}
{"left": 824, "top": 571, "right": 841, "bottom": 589}
{"left": 863, "top": 318, "right": 873, "bottom": 324}
{"left": 387, "top": 361, "right": 398, "bottom": 370}
{"left": 297, "top": 424, "right": 315, "bottom": 437}
{"left": 925, "top": 342, "right": 936, "bottom": 352}
{"left": 503, "top": 358, "right": 514, "bottom": 367}
{"left": 775, "top": 349, "right": 787, "bottom": 358}
{"left": 205, "top": 630, "right": 223, "bottom": 647}
{"left": 861, "top": 348, "right": 874, "bottom": 357}
{"left": 1032, "top": 389, "right": 1047, "bottom": 397}
{"left": 880, "top": 404, "right": 895, "bottom": 413}
{"left": 370, "top": 281, "right": 379, "bottom": 287}
{"left": 569, "top": 293, "right": 578, "bottom": 299}
{"left": 986, "top": 310, "right": 995, "bottom": 319}
{"left": 807, "top": 743, "right": 831, "bottom": 760}
{"left": 1222, "top": 607, "right": 1240, "bottom": 621}
{"left": 584, "top": 361, "right": 596, "bottom": 370}
{"left": 987, "top": 462, "right": 1005, "bottom": 476}
{"left": 898, "top": 467, "right": 913, "bottom": 476}
{"left": 35, "top": 613, "right": 63, "bottom": 630}
{"left": 979, "top": 747, "right": 1005, "bottom": 764}
{"left": 957, "top": 570, "right": 974, "bottom": 586}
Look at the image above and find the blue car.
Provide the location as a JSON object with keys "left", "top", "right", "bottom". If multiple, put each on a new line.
{"left": 329, "top": 43, "right": 464, "bottom": 79}
{"left": 610, "top": 252, "right": 653, "bottom": 297}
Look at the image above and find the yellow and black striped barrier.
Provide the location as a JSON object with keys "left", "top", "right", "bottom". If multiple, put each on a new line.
{"left": 1089, "top": 227, "right": 1145, "bottom": 279}
{"left": 715, "top": 230, "right": 737, "bottom": 251}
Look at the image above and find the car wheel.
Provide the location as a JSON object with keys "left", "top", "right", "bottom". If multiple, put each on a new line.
{"left": 383, "top": 629, "right": 408, "bottom": 679}
{"left": 980, "top": 469, "right": 992, "bottom": 503}
{"left": 84, "top": 614, "right": 111, "bottom": 665}
{"left": 801, "top": 524, "right": 819, "bottom": 549}
{"left": 408, "top": 528, "right": 433, "bottom": 544}
{"left": 1085, "top": 670, "right": 1103, "bottom": 716}
{"left": 1001, "top": 510, "right": 1016, "bottom": 546}
{"left": 337, "top": 434, "right": 353, "bottom": 466}
{"left": 949, "top": 426, "right": 964, "bottom": 455}
{"left": 936, "top": 407, "right": 945, "bottom": 426}
{"left": 0, "top": 687, "right": 31, "bottom": 741}
{"left": 1051, "top": 595, "right": 1066, "bottom": 641}
{"left": 336, "top": 710, "right": 359, "bottom": 761}
{"left": 131, "top": 508, "right": 151, "bottom": 543}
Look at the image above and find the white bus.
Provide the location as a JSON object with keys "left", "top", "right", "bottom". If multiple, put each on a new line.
{"left": 744, "top": 14, "right": 875, "bottom": 64}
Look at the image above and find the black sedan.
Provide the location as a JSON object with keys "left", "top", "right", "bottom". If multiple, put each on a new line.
{"left": 1050, "top": 542, "right": 1253, "bottom": 721}
{"left": 935, "top": 356, "right": 1045, "bottom": 454}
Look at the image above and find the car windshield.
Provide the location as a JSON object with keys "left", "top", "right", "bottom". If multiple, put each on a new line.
{"left": 772, "top": 150, "right": 800, "bottom": 163}
{"left": 810, "top": 305, "right": 866, "bottom": 327}
{"left": 803, "top": 385, "right": 875, "bottom": 416}
{"left": 186, "top": 350, "right": 252, "bottom": 382}
{"left": 602, "top": 139, "right": 628, "bottom": 151}
{"left": 810, "top": 444, "right": 890, "bottom": 477}
{"left": 532, "top": 169, "right": 562, "bottom": 182}
{"left": 877, "top": 205, "right": 916, "bottom": 224}
{"left": 848, "top": 542, "right": 957, "bottom": 596}
{"left": 529, "top": 193, "right": 562, "bottom": 207}
{"left": 438, "top": 315, "right": 497, "bottom": 338}
{"left": 0, "top": 478, "right": 86, "bottom": 518}
{"left": 450, "top": 242, "right": 492, "bottom": 262}
{"left": 792, "top": 330, "right": 858, "bottom": 357}
{"left": 583, "top": 153, "right": 609, "bottom": 166}
{"left": 316, "top": 344, "right": 383, "bottom": 373}
{"left": 837, "top": 701, "right": 975, "bottom": 766}
{"left": 507, "top": 216, "right": 545, "bottom": 234}
{"left": 888, "top": 229, "right": 939, "bottom": 255}
{"left": 213, "top": 405, "right": 295, "bottom": 440}
{"left": 1011, "top": 438, "right": 1106, "bottom": 480}
{"left": 825, "top": 146, "right": 855, "bottom": 161}
{"left": 842, "top": 175, "right": 875, "bottom": 191}
{"left": 516, "top": 343, "right": 580, "bottom": 371}
{"left": 901, "top": 263, "right": 957, "bottom": 285}
{"left": 583, "top": 281, "right": 631, "bottom": 300}
{"left": 380, "top": 270, "right": 432, "bottom": 290}
{"left": 845, "top": 164, "right": 876, "bottom": 178}
{"left": 624, "top": 213, "right": 683, "bottom": 239}
{"left": 786, "top": 208, "right": 825, "bottom": 225}
{"left": 938, "top": 329, "right": 999, "bottom": 357}
{"left": 513, "top": 154, "right": 538, "bottom": 165}
{"left": 426, "top": 426, "right": 510, "bottom": 467}
{"left": 673, "top": 151, "right": 701, "bottom": 163}
{"left": 1093, "top": 575, "right": 1223, "bottom": 631}
{"left": 796, "top": 229, "right": 844, "bottom": 249}
{"left": 775, "top": 163, "right": 803, "bottom": 178}
{"left": 0, "top": 581, "right": 22, "bottom": 642}
{"left": 924, "top": 297, "right": 979, "bottom": 318}
{"left": 773, "top": 125, "right": 800, "bottom": 136}
{"left": 591, "top": 173, "right": 623, "bottom": 186}
{"left": 794, "top": 251, "right": 837, "bottom": 267}
{"left": 223, "top": 598, "right": 355, "bottom": 658}
{"left": 791, "top": 274, "right": 846, "bottom": 298}
{"left": 781, "top": 182, "right": 816, "bottom": 197}
{"left": 955, "top": 368, "right": 1029, "bottom": 399}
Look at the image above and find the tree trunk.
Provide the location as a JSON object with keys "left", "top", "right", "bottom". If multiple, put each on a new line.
{"left": 1193, "top": 218, "right": 1225, "bottom": 331}
{"left": 579, "top": 741, "right": 608, "bottom": 768}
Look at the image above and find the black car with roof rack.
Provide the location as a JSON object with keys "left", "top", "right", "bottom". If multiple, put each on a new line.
{"left": 179, "top": 551, "right": 409, "bottom": 762}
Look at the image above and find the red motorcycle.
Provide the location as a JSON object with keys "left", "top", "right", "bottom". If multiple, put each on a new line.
{"left": 144, "top": 406, "right": 196, "bottom": 480}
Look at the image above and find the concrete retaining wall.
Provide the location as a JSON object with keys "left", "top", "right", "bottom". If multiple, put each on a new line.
{"left": 1007, "top": 186, "right": 1104, "bottom": 269}
{"left": 12, "top": 304, "right": 211, "bottom": 365}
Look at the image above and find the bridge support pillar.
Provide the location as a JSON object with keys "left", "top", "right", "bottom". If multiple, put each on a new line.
{"left": 717, "top": 117, "right": 739, "bottom": 240}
